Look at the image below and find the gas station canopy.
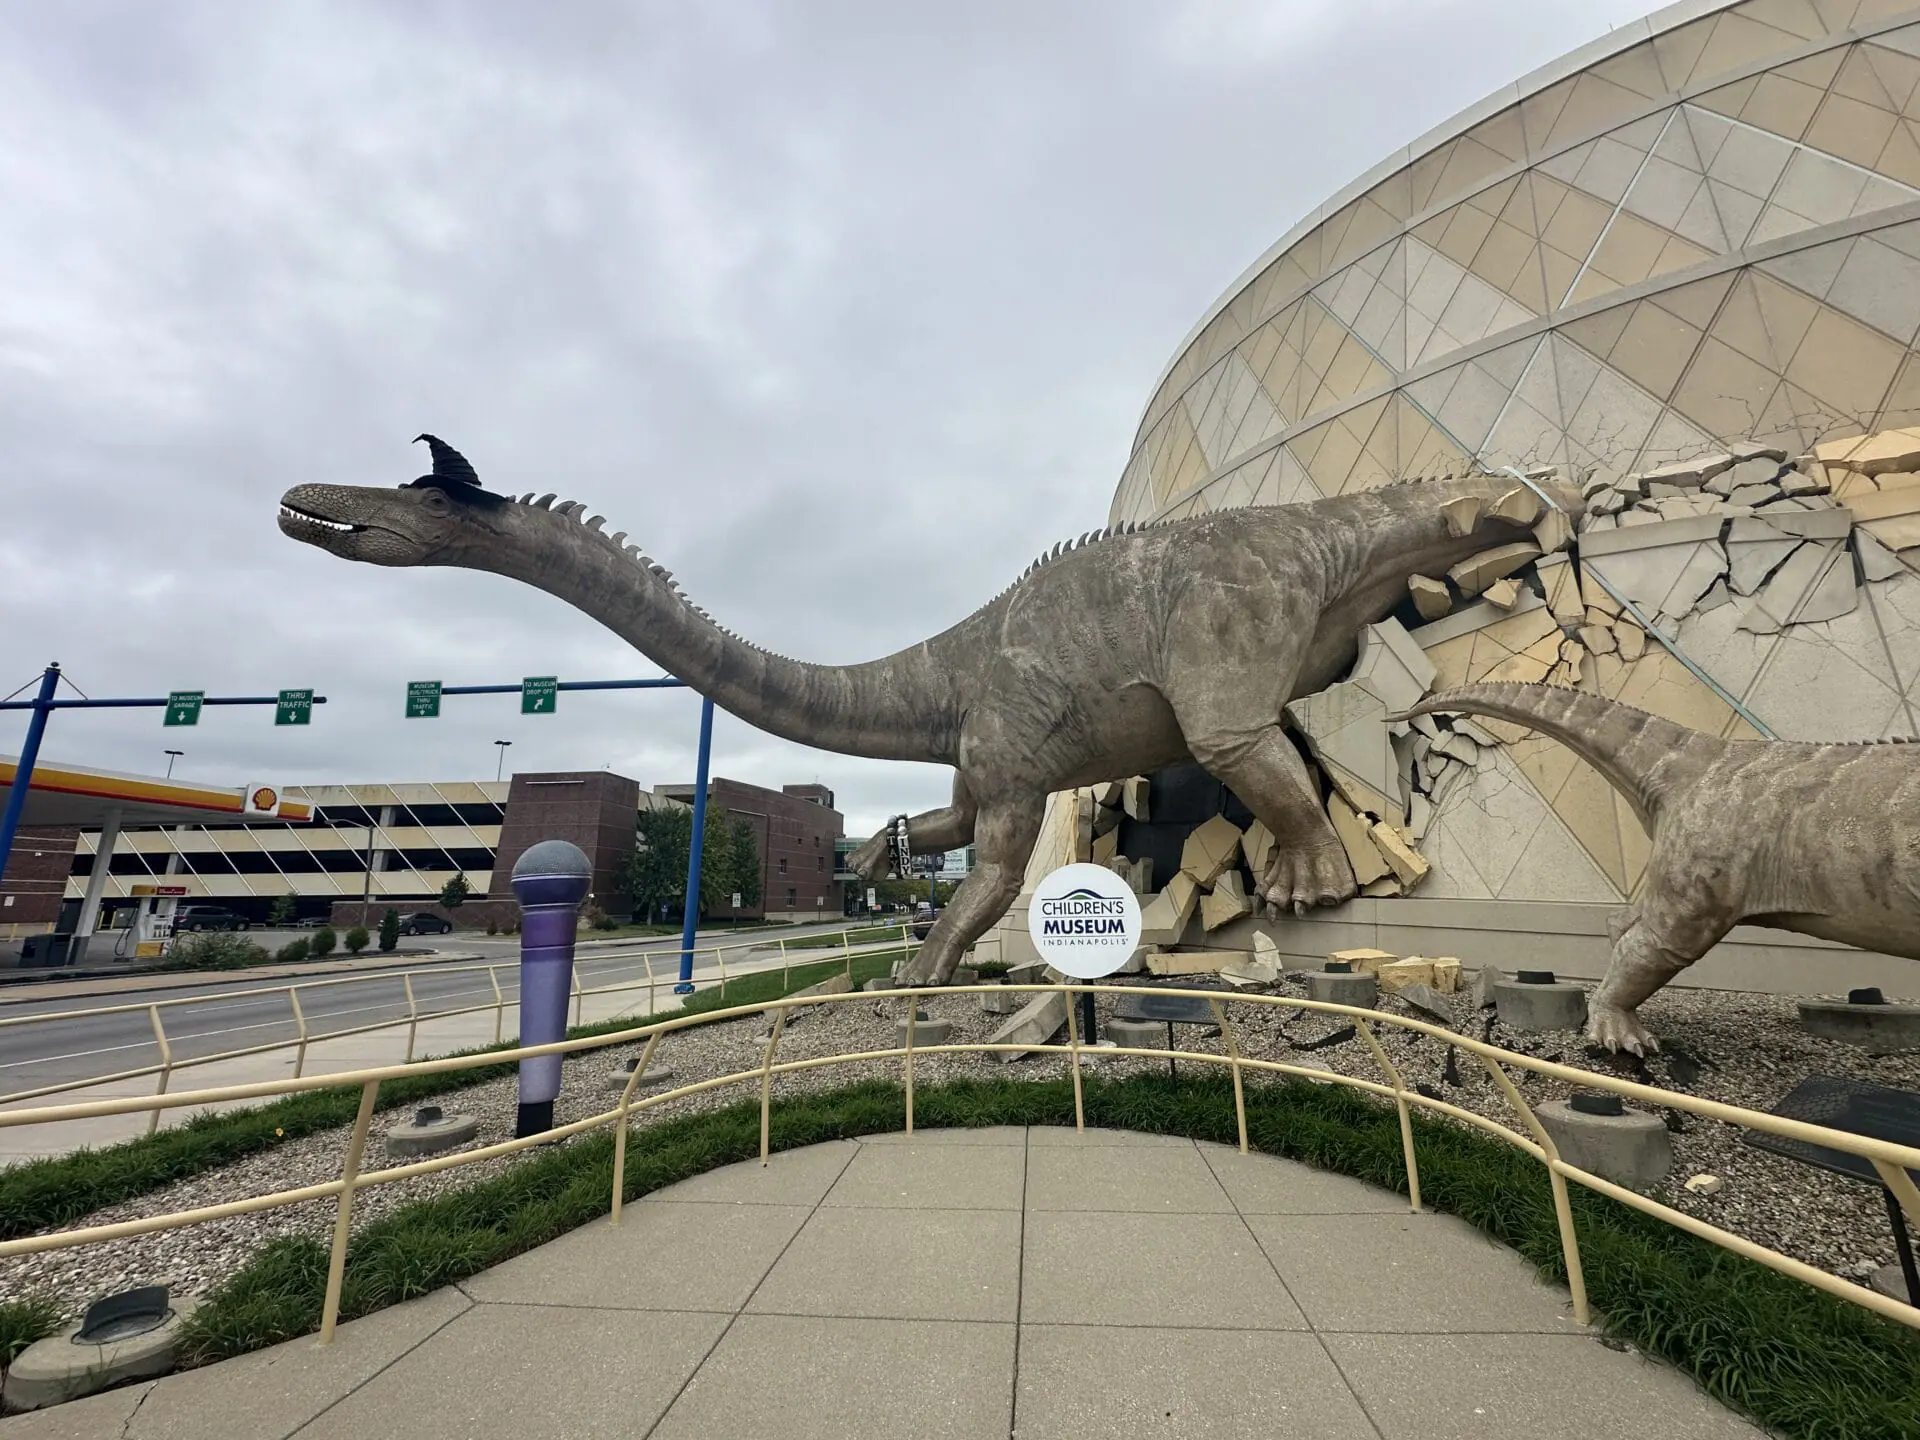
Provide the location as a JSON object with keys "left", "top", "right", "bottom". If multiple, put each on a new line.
{"left": 0, "top": 755, "right": 310, "bottom": 828}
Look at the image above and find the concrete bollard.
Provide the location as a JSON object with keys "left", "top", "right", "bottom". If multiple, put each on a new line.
{"left": 1797, "top": 990, "right": 1920, "bottom": 1053}
{"left": 897, "top": 1014, "right": 953, "bottom": 1048}
{"left": 384, "top": 1105, "right": 481, "bottom": 1159}
{"left": 1305, "top": 969, "right": 1377, "bottom": 1008}
{"left": 1537, "top": 1093, "right": 1672, "bottom": 1191}
{"left": 604, "top": 1062, "right": 677, "bottom": 1095}
{"left": 1492, "top": 971, "right": 1587, "bottom": 1032}
{"left": 2, "top": 1292, "right": 199, "bottom": 1412}
{"left": 1105, "top": 1017, "right": 1163, "bottom": 1048}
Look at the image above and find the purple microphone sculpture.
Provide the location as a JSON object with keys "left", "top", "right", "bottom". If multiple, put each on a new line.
{"left": 510, "top": 839, "right": 592, "bottom": 1137}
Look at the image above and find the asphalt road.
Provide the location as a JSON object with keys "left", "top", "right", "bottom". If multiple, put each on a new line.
{"left": 0, "top": 921, "right": 890, "bottom": 1102}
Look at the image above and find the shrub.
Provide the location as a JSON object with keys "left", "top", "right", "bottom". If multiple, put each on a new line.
{"left": 975, "top": 960, "right": 1011, "bottom": 980}
{"left": 266, "top": 893, "right": 297, "bottom": 927}
{"left": 379, "top": 909, "right": 400, "bottom": 952}
{"left": 274, "top": 938, "right": 310, "bottom": 964}
{"left": 166, "top": 931, "right": 269, "bottom": 971}
{"left": 344, "top": 926, "right": 369, "bottom": 955}
{"left": 593, "top": 914, "right": 619, "bottom": 931}
{"left": 310, "top": 926, "right": 337, "bottom": 959}
{"left": 486, "top": 920, "right": 498, "bottom": 936}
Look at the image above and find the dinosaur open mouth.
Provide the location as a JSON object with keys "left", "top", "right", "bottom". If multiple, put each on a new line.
{"left": 278, "top": 503, "right": 365, "bottom": 536}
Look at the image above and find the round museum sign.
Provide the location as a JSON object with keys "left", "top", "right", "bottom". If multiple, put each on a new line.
{"left": 1027, "top": 863, "right": 1143, "bottom": 980}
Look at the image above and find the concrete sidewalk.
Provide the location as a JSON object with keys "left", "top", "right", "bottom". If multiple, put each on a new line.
{"left": 0, "top": 1128, "right": 1761, "bottom": 1439}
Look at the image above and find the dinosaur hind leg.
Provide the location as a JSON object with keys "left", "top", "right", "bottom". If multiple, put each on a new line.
{"left": 1589, "top": 903, "right": 1724, "bottom": 1056}
{"left": 847, "top": 774, "right": 978, "bottom": 882}
{"left": 1183, "top": 723, "right": 1355, "bottom": 917}
{"left": 899, "top": 794, "right": 1043, "bottom": 986}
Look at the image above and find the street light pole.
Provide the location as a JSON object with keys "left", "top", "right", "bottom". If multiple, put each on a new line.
{"left": 164, "top": 749, "right": 183, "bottom": 778}
{"left": 494, "top": 740, "right": 512, "bottom": 782}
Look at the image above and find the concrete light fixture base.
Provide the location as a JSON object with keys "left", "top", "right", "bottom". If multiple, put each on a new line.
{"left": 2, "top": 1300, "right": 199, "bottom": 1412}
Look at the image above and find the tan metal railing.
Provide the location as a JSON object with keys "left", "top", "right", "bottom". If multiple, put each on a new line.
{"left": 0, "top": 923, "right": 913, "bottom": 1127}
{"left": 2, "top": 982, "right": 1916, "bottom": 1347}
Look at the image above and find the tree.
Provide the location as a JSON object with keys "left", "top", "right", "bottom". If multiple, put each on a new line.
{"left": 729, "top": 817, "right": 762, "bottom": 907}
{"left": 439, "top": 872, "right": 471, "bottom": 911}
{"left": 378, "top": 908, "right": 400, "bottom": 952}
{"left": 697, "top": 807, "right": 739, "bottom": 914}
{"left": 267, "top": 893, "right": 297, "bottom": 927}
{"left": 626, "top": 805, "right": 692, "bottom": 922}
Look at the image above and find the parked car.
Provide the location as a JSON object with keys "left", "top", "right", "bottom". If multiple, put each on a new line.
{"left": 290, "top": 915, "right": 331, "bottom": 929}
{"left": 174, "top": 905, "right": 250, "bottom": 933}
{"left": 397, "top": 912, "right": 453, "bottom": 936}
{"left": 912, "top": 903, "right": 936, "bottom": 941}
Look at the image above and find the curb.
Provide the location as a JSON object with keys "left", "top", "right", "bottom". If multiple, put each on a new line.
{"left": 0, "top": 949, "right": 485, "bottom": 1006}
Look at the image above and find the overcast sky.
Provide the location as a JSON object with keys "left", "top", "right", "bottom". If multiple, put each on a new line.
{"left": 1, "top": 0, "right": 1652, "bottom": 840}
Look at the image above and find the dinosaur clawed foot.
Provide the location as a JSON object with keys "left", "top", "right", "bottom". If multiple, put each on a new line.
{"left": 1586, "top": 1002, "right": 1660, "bottom": 1056}
{"left": 1257, "top": 844, "right": 1357, "bottom": 921}
{"left": 847, "top": 830, "right": 893, "bottom": 882}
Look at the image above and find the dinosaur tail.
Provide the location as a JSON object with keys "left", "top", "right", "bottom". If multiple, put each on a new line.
{"left": 1387, "top": 682, "right": 1721, "bottom": 826}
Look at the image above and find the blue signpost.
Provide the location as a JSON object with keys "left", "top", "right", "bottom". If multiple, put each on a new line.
{"left": 509, "top": 839, "right": 593, "bottom": 1137}
{"left": 0, "top": 663, "right": 330, "bottom": 889}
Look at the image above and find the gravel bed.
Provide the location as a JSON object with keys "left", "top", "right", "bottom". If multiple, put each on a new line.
{"left": 2, "top": 978, "right": 1915, "bottom": 1314}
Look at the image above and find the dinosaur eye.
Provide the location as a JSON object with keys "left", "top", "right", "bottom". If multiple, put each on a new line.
{"left": 420, "top": 488, "right": 451, "bottom": 514}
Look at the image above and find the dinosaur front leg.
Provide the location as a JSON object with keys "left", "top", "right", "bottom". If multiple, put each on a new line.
{"left": 1186, "top": 725, "right": 1356, "bottom": 917}
{"left": 847, "top": 777, "right": 978, "bottom": 882}
{"left": 899, "top": 795, "right": 1043, "bottom": 986}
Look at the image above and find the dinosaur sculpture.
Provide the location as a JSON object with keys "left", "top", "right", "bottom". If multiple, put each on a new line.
{"left": 1393, "top": 682, "right": 1920, "bottom": 1054}
{"left": 278, "top": 447, "right": 1581, "bottom": 984}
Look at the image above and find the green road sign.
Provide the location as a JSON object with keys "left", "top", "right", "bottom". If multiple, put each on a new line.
{"left": 275, "top": 688, "right": 313, "bottom": 726}
{"left": 521, "top": 676, "right": 558, "bottom": 714}
{"left": 163, "top": 691, "right": 203, "bottom": 727}
{"left": 406, "top": 680, "right": 442, "bottom": 719}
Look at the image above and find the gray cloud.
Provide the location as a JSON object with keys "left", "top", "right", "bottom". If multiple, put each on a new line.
{"left": 0, "top": 0, "right": 1648, "bottom": 838}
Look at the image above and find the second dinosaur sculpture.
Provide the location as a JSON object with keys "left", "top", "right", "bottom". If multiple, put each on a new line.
{"left": 1394, "top": 682, "right": 1920, "bottom": 1054}
{"left": 279, "top": 444, "right": 1580, "bottom": 984}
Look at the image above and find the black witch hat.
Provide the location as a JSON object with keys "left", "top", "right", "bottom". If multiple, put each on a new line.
{"left": 406, "top": 434, "right": 503, "bottom": 504}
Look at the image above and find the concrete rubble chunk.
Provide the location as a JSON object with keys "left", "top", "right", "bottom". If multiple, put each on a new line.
{"left": 1092, "top": 826, "right": 1119, "bottom": 866}
{"left": 1353, "top": 618, "right": 1437, "bottom": 710}
{"left": 1728, "top": 483, "right": 1777, "bottom": 508}
{"left": 1287, "top": 681, "right": 1400, "bottom": 822}
{"left": 988, "top": 989, "right": 1069, "bottom": 1060}
{"left": 1729, "top": 441, "right": 1789, "bottom": 464}
{"left": 1121, "top": 775, "right": 1150, "bottom": 822}
{"left": 1092, "top": 802, "right": 1121, "bottom": 838}
{"left": 1375, "top": 957, "right": 1436, "bottom": 993}
{"left": 1448, "top": 541, "right": 1542, "bottom": 597}
{"left": 1635, "top": 453, "right": 1736, "bottom": 489}
{"left": 1074, "top": 791, "right": 1095, "bottom": 860}
{"left": 1796, "top": 549, "right": 1860, "bottom": 624}
{"left": 1453, "top": 718, "right": 1498, "bottom": 748}
{"left": 1533, "top": 507, "right": 1573, "bottom": 554}
{"left": 1441, "top": 494, "right": 1483, "bottom": 537}
{"left": 1746, "top": 540, "right": 1840, "bottom": 628}
{"left": 1397, "top": 982, "right": 1454, "bottom": 1023}
{"left": 1139, "top": 870, "right": 1201, "bottom": 945}
{"left": 1483, "top": 577, "right": 1521, "bottom": 609}
{"left": 1578, "top": 623, "right": 1616, "bottom": 655}
{"left": 1471, "top": 965, "right": 1506, "bottom": 1008}
{"left": 1327, "top": 793, "right": 1392, "bottom": 885}
{"left": 1367, "top": 822, "right": 1429, "bottom": 888}
{"left": 1696, "top": 578, "right": 1732, "bottom": 611}
{"left": 1778, "top": 468, "right": 1828, "bottom": 498}
{"left": 1616, "top": 623, "right": 1647, "bottom": 662}
{"left": 1430, "top": 730, "right": 1478, "bottom": 766}
{"left": 1407, "top": 792, "right": 1433, "bottom": 841}
{"left": 1490, "top": 486, "right": 1542, "bottom": 525}
{"left": 1092, "top": 780, "right": 1123, "bottom": 808}
{"left": 1180, "top": 814, "right": 1243, "bottom": 886}
{"left": 1861, "top": 512, "right": 1920, "bottom": 552}
{"left": 1824, "top": 425, "right": 1920, "bottom": 476}
{"left": 1200, "top": 868, "right": 1254, "bottom": 930}
{"left": 1360, "top": 876, "right": 1402, "bottom": 896}
{"left": 1728, "top": 536, "right": 1799, "bottom": 596}
{"left": 1220, "top": 948, "right": 1280, "bottom": 986}
{"left": 1537, "top": 555, "right": 1583, "bottom": 621}
{"left": 1241, "top": 818, "right": 1276, "bottom": 877}
{"left": 1331, "top": 947, "right": 1397, "bottom": 974}
{"left": 1409, "top": 573, "right": 1452, "bottom": 620}
{"left": 1684, "top": 1173, "right": 1724, "bottom": 1196}
{"left": 1146, "top": 949, "right": 1238, "bottom": 976}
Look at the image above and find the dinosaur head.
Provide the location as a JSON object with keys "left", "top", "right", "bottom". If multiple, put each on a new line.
{"left": 277, "top": 480, "right": 510, "bottom": 566}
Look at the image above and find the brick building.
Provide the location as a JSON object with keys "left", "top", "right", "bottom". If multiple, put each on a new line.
{"left": 654, "top": 779, "right": 844, "bottom": 921}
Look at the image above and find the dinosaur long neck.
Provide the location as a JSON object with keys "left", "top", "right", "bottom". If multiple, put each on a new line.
{"left": 1402, "top": 683, "right": 1720, "bottom": 825}
{"left": 474, "top": 503, "right": 958, "bottom": 763}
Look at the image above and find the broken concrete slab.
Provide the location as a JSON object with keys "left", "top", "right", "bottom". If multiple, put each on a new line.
{"left": 1146, "top": 949, "right": 1237, "bottom": 976}
{"left": 1397, "top": 982, "right": 1455, "bottom": 1023}
{"left": 1330, "top": 947, "right": 1397, "bottom": 974}
{"left": 1483, "top": 577, "right": 1520, "bottom": 609}
{"left": 1635, "top": 453, "right": 1737, "bottom": 489}
{"left": 1199, "top": 869, "right": 1253, "bottom": 930}
{"left": 1448, "top": 541, "right": 1542, "bottom": 597}
{"left": 1430, "top": 957, "right": 1461, "bottom": 993}
{"left": 1327, "top": 793, "right": 1392, "bottom": 885}
{"left": 1241, "top": 818, "right": 1276, "bottom": 878}
{"left": 1490, "top": 486, "right": 1542, "bottom": 525}
{"left": 1180, "top": 814, "right": 1243, "bottom": 886}
{"left": 1856, "top": 529, "right": 1906, "bottom": 582}
{"left": 1121, "top": 776, "right": 1150, "bottom": 822}
{"left": 1578, "top": 623, "right": 1616, "bottom": 655}
{"left": 1533, "top": 507, "right": 1573, "bottom": 555}
{"left": 1375, "top": 958, "right": 1435, "bottom": 994}
{"left": 1822, "top": 425, "right": 1920, "bottom": 476}
{"left": 987, "top": 990, "right": 1069, "bottom": 1061}
{"left": 1368, "top": 822, "right": 1429, "bottom": 889}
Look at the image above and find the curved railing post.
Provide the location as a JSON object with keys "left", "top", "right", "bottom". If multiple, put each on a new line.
{"left": 1206, "top": 996, "right": 1248, "bottom": 1153}
{"left": 571, "top": 970, "right": 585, "bottom": 1030}
{"left": 1354, "top": 1017, "right": 1422, "bottom": 1213}
{"left": 488, "top": 966, "right": 505, "bottom": 1045}
{"left": 760, "top": 1007, "right": 789, "bottom": 1164}
{"left": 903, "top": 994, "right": 918, "bottom": 1136}
{"left": 1063, "top": 984, "right": 1085, "bottom": 1132}
{"left": 1478, "top": 1053, "right": 1589, "bottom": 1326}
{"left": 289, "top": 987, "right": 311, "bottom": 1079}
{"left": 146, "top": 1005, "right": 172, "bottom": 1137}
{"left": 609, "top": 1032, "right": 662, "bottom": 1226}
{"left": 402, "top": 973, "right": 420, "bottom": 1063}
{"left": 319, "top": 1079, "right": 381, "bottom": 1345}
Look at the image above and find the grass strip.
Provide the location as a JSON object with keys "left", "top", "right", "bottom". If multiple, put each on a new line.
{"left": 0, "top": 950, "right": 902, "bottom": 1242}
{"left": 0, "top": 1297, "right": 63, "bottom": 1368}
{"left": 166, "top": 1071, "right": 1919, "bottom": 1440}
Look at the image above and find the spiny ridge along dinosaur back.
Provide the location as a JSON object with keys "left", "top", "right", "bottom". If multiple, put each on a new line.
{"left": 1394, "top": 682, "right": 1920, "bottom": 1054}
{"left": 280, "top": 438, "right": 1584, "bottom": 984}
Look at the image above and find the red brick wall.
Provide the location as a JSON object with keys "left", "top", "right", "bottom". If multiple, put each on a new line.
{"left": 1, "top": 825, "right": 77, "bottom": 928}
